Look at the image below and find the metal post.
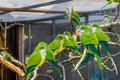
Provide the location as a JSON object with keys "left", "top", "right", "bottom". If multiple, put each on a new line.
{"left": 28, "top": 24, "right": 31, "bottom": 56}
{"left": 85, "top": 14, "right": 89, "bottom": 25}
{"left": 4, "top": 22, "right": 7, "bottom": 48}
{"left": 52, "top": 20, "right": 56, "bottom": 38}
{"left": 17, "top": 25, "right": 24, "bottom": 63}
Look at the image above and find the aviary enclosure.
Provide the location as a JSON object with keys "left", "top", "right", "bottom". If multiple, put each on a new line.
{"left": 0, "top": 0, "right": 120, "bottom": 80}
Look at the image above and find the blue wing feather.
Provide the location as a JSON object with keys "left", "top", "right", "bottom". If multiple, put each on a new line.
{"left": 81, "top": 54, "right": 94, "bottom": 65}
{"left": 66, "top": 46, "right": 81, "bottom": 55}
{"left": 85, "top": 44, "right": 100, "bottom": 56}
{"left": 46, "top": 59, "right": 62, "bottom": 78}
{"left": 25, "top": 65, "right": 37, "bottom": 80}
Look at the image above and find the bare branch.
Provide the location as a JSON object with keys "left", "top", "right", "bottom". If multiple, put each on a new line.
{"left": 101, "top": 22, "right": 120, "bottom": 30}
{"left": 31, "top": 68, "right": 38, "bottom": 80}
{"left": 37, "top": 74, "right": 55, "bottom": 80}
{"left": 0, "top": 55, "right": 25, "bottom": 76}
{"left": 58, "top": 56, "right": 81, "bottom": 64}
{"left": 72, "top": 64, "right": 84, "bottom": 80}
{"left": 58, "top": 63, "right": 66, "bottom": 80}
{"left": 102, "top": 63, "right": 115, "bottom": 72}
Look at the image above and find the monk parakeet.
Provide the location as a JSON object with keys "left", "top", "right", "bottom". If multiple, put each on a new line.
{"left": 103, "top": 14, "right": 115, "bottom": 37}
{"left": 102, "top": 0, "right": 120, "bottom": 9}
{"left": 0, "top": 51, "right": 12, "bottom": 62}
{"left": 92, "top": 22, "right": 118, "bottom": 75}
{"left": 48, "top": 34, "right": 64, "bottom": 54}
{"left": 71, "top": 9, "right": 81, "bottom": 27}
{"left": 65, "top": 7, "right": 81, "bottom": 27}
{"left": 26, "top": 42, "right": 62, "bottom": 80}
{"left": 74, "top": 25, "right": 103, "bottom": 70}
{"left": 63, "top": 31, "right": 81, "bottom": 55}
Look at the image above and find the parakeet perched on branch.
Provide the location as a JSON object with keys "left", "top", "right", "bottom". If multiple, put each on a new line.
{"left": 0, "top": 51, "right": 12, "bottom": 62}
{"left": 92, "top": 22, "right": 118, "bottom": 75}
{"left": 70, "top": 8, "right": 81, "bottom": 27}
{"left": 103, "top": 14, "right": 115, "bottom": 37}
{"left": 74, "top": 25, "right": 103, "bottom": 70}
{"left": 26, "top": 42, "right": 62, "bottom": 80}
{"left": 102, "top": 0, "right": 120, "bottom": 9}
{"left": 65, "top": 7, "right": 81, "bottom": 27}
{"left": 48, "top": 34, "right": 64, "bottom": 54}
{"left": 63, "top": 31, "right": 81, "bottom": 55}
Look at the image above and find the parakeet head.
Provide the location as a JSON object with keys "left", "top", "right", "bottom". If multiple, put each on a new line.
{"left": 92, "top": 22, "right": 101, "bottom": 29}
{"left": 63, "top": 31, "right": 71, "bottom": 37}
{"left": 80, "top": 25, "right": 90, "bottom": 31}
{"left": 56, "top": 34, "right": 64, "bottom": 40}
{"left": 35, "top": 42, "right": 47, "bottom": 51}
{"left": 104, "top": 14, "right": 110, "bottom": 19}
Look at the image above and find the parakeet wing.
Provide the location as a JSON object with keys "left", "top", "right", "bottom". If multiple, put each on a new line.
{"left": 46, "top": 47, "right": 55, "bottom": 61}
{"left": 94, "top": 29, "right": 110, "bottom": 42}
{"left": 80, "top": 32, "right": 99, "bottom": 46}
{"left": 26, "top": 51, "right": 42, "bottom": 68}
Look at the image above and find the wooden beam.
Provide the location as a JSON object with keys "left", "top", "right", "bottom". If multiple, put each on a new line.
{"left": 0, "top": 7, "right": 87, "bottom": 14}
{"left": 0, "top": 0, "right": 73, "bottom": 15}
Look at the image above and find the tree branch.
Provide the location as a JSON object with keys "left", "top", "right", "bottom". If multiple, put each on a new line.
{"left": 58, "top": 63, "right": 66, "bottom": 80}
{"left": 0, "top": 55, "right": 25, "bottom": 76}
{"left": 37, "top": 74, "right": 55, "bottom": 80}
{"left": 101, "top": 22, "right": 120, "bottom": 30}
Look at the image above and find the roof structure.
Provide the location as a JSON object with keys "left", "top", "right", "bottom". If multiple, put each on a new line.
{"left": 0, "top": 0, "right": 117, "bottom": 22}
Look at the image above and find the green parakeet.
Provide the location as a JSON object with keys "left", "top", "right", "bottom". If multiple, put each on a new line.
{"left": 102, "top": 0, "right": 120, "bottom": 9}
{"left": 74, "top": 25, "right": 103, "bottom": 70}
{"left": 48, "top": 34, "right": 64, "bottom": 54}
{"left": 26, "top": 42, "right": 47, "bottom": 80}
{"left": 103, "top": 14, "right": 115, "bottom": 37}
{"left": 71, "top": 9, "right": 81, "bottom": 27}
{"left": 0, "top": 51, "right": 12, "bottom": 62}
{"left": 63, "top": 31, "right": 81, "bottom": 55}
{"left": 26, "top": 42, "right": 62, "bottom": 80}
{"left": 92, "top": 22, "right": 118, "bottom": 75}
{"left": 66, "top": 7, "right": 81, "bottom": 27}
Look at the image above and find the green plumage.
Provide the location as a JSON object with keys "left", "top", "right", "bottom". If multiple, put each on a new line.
{"left": 74, "top": 25, "right": 103, "bottom": 70}
{"left": 103, "top": 14, "right": 115, "bottom": 37}
{"left": 26, "top": 42, "right": 47, "bottom": 68}
{"left": 1, "top": 51, "right": 12, "bottom": 62}
{"left": 92, "top": 23, "right": 110, "bottom": 42}
{"left": 63, "top": 31, "right": 81, "bottom": 55}
{"left": 71, "top": 9, "right": 81, "bottom": 27}
{"left": 80, "top": 25, "right": 99, "bottom": 46}
{"left": 63, "top": 31, "right": 78, "bottom": 47}
{"left": 26, "top": 41, "right": 62, "bottom": 80}
{"left": 46, "top": 47, "right": 55, "bottom": 61}
{"left": 92, "top": 22, "right": 118, "bottom": 75}
{"left": 102, "top": 0, "right": 120, "bottom": 9}
{"left": 92, "top": 23, "right": 112, "bottom": 58}
{"left": 26, "top": 42, "right": 49, "bottom": 80}
{"left": 48, "top": 34, "right": 64, "bottom": 53}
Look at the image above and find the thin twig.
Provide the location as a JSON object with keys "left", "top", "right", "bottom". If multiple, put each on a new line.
{"left": 58, "top": 56, "right": 81, "bottom": 64}
{"left": 31, "top": 68, "right": 38, "bottom": 80}
{"left": 58, "top": 63, "right": 66, "bottom": 80}
{"left": 113, "top": 2, "right": 120, "bottom": 21}
{"left": 37, "top": 74, "right": 55, "bottom": 80}
{"left": 102, "top": 63, "right": 115, "bottom": 72}
{"left": 72, "top": 64, "right": 84, "bottom": 80}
